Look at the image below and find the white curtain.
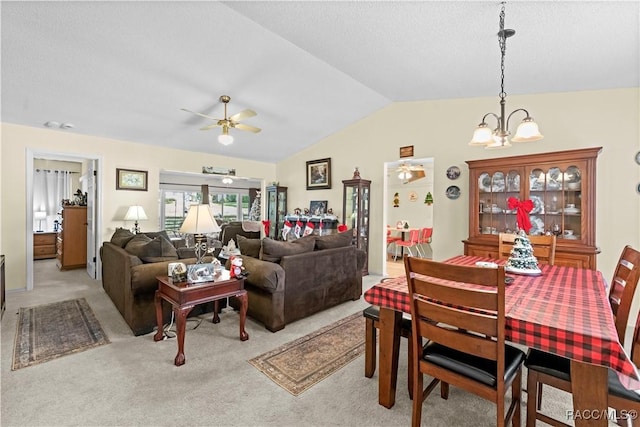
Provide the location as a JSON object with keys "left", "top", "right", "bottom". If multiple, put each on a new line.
{"left": 33, "top": 169, "right": 72, "bottom": 231}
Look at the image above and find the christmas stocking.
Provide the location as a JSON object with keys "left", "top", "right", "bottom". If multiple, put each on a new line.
{"left": 303, "top": 222, "right": 315, "bottom": 237}
{"left": 262, "top": 220, "right": 271, "bottom": 237}
{"left": 282, "top": 220, "right": 292, "bottom": 240}
{"left": 294, "top": 220, "right": 303, "bottom": 239}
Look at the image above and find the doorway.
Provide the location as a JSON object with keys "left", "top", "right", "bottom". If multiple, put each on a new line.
{"left": 382, "top": 157, "right": 434, "bottom": 277}
{"left": 26, "top": 149, "right": 103, "bottom": 291}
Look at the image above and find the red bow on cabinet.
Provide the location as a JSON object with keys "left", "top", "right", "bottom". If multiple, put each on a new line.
{"left": 507, "top": 197, "right": 533, "bottom": 233}
{"left": 261, "top": 220, "right": 271, "bottom": 237}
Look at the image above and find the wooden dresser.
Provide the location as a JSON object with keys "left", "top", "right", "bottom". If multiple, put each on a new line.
{"left": 33, "top": 232, "right": 57, "bottom": 259}
{"left": 56, "top": 206, "right": 87, "bottom": 270}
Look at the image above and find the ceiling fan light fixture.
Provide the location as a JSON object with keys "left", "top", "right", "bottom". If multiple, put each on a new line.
{"left": 398, "top": 170, "right": 412, "bottom": 180}
{"left": 218, "top": 127, "right": 234, "bottom": 146}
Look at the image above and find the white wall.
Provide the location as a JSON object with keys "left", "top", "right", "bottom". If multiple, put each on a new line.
{"left": 2, "top": 88, "right": 639, "bottom": 290}
{"left": 1, "top": 123, "right": 276, "bottom": 290}
{"left": 275, "top": 88, "right": 640, "bottom": 280}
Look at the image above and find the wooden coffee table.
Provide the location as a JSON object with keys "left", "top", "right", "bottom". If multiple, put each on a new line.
{"left": 153, "top": 274, "right": 248, "bottom": 366}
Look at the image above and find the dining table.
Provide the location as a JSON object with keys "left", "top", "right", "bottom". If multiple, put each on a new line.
{"left": 364, "top": 255, "right": 640, "bottom": 427}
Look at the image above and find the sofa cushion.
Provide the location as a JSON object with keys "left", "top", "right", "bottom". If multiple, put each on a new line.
{"left": 315, "top": 230, "right": 353, "bottom": 250}
{"left": 110, "top": 228, "right": 136, "bottom": 247}
{"left": 261, "top": 237, "right": 315, "bottom": 263}
{"left": 125, "top": 234, "right": 179, "bottom": 263}
{"left": 237, "top": 235, "right": 262, "bottom": 258}
{"left": 177, "top": 247, "right": 196, "bottom": 259}
{"left": 142, "top": 230, "right": 171, "bottom": 241}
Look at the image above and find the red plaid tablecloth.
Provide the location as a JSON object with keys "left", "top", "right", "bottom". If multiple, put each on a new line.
{"left": 364, "top": 255, "right": 640, "bottom": 389}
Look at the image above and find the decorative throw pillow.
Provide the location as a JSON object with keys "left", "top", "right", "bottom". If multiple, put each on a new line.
{"left": 140, "top": 236, "right": 179, "bottom": 263}
{"left": 124, "top": 234, "right": 152, "bottom": 257}
{"left": 177, "top": 247, "right": 197, "bottom": 260}
{"left": 261, "top": 237, "right": 315, "bottom": 263}
{"left": 143, "top": 230, "right": 170, "bottom": 242}
{"left": 315, "top": 230, "right": 353, "bottom": 250}
{"left": 110, "top": 228, "right": 135, "bottom": 248}
{"left": 237, "top": 235, "right": 262, "bottom": 259}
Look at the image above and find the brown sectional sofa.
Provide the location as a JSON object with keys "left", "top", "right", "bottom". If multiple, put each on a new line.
{"left": 228, "top": 232, "right": 365, "bottom": 332}
{"left": 101, "top": 225, "right": 261, "bottom": 336}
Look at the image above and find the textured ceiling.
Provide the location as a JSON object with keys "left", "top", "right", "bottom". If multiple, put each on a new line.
{"left": 2, "top": 1, "right": 638, "bottom": 163}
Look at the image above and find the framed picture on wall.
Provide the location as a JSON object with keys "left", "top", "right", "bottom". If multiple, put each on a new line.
{"left": 309, "top": 200, "right": 328, "bottom": 215}
{"left": 116, "top": 168, "right": 148, "bottom": 191}
{"left": 306, "top": 158, "right": 331, "bottom": 190}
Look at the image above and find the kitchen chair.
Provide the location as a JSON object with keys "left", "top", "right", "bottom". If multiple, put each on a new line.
{"left": 525, "top": 245, "right": 640, "bottom": 427}
{"left": 386, "top": 228, "right": 402, "bottom": 260}
{"left": 498, "top": 233, "right": 557, "bottom": 265}
{"left": 394, "top": 229, "right": 421, "bottom": 261}
{"left": 363, "top": 302, "right": 414, "bottom": 398}
{"left": 404, "top": 256, "right": 524, "bottom": 427}
{"left": 416, "top": 227, "right": 433, "bottom": 258}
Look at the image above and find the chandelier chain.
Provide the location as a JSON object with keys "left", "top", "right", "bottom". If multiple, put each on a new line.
{"left": 498, "top": 2, "right": 507, "bottom": 101}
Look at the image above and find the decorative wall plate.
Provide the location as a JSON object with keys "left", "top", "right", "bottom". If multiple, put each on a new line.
{"left": 446, "top": 166, "right": 461, "bottom": 180}
{"left": 636, "top": 151, "right": 640, "bottom": 165}
{"left": 446, "top": 185, "right": 460, "bottom": 200}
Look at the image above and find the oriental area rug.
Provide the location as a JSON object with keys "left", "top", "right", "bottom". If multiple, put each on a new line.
{"left": 249, "top": 312, "right": 365, "bottom": 396}
{"left": 12, "top": 298, "right": 110, "bottom": 370}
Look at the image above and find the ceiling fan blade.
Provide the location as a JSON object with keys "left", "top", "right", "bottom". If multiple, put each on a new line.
{"left": 229, "top": 109, "right": 256, "bottom": 122}
{"left": 233, "top": 123, "right": 262, "bottom": 133}
{"left": 180, "top": 108, "right": 219, "bottom": 121}
{"left": 200, "top": 123, "right": 221, "bottom": 131}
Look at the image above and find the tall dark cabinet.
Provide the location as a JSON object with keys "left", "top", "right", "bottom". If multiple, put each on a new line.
{"left": 266, "top": 185, "right": 287, "bottom": 240}
{"left": 342, "top": 177, "right": 371, "bottom": 275}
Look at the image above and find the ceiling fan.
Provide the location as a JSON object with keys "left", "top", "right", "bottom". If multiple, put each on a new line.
{"left": 181, "top": 95, "right": 261, "bottom": 145}
{"left": 395, "top": 161, "right": 425, "bottom": 182}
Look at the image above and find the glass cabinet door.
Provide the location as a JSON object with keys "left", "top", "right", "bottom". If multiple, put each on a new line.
{"left": 342, "top": 178, "right": 371, "bottom": 275}
{"left": 477, "top": 169, "right": 521, "bottom": 235}
{"left": 528, "top": 165, "right": 583, "bottom": 241}
{"left": 266, "top": 185, "right": 287, "bottom": 240}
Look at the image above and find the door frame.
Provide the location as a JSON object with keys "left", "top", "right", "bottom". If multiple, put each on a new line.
{"left": 26, "top": 148, "right": 103, "bottom": 290}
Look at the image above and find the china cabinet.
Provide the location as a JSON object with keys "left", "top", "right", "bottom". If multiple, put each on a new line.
{"left": 56, "top": 206, "right": 87, "bottom": 270}
{"left": 342, "top": 177, "right": 371, "bottom": 275}
{"left": 266, "top": 185, "right": 287, "bottom": 240}
{"left": 464, "top": 147, "right": 601, "bottom": 269}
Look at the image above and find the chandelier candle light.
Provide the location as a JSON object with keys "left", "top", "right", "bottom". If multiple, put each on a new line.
{"left": 179, "top": 204, "right": 221, "bottom": 264}
{"left": 469, "top": 2, "right": 544, "bottom": 149}
{"left": 124, "top": 205, "right": 148, "bottom": 234}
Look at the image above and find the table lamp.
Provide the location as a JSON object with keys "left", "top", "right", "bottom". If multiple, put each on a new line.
{"left": 34, "top": 211, "right": 47, "bottom": 232}
{"left": 124, "top": 205, "right": 148, "bottom": 234}
{"left": 179, "top": 204, "right": 221, "bottom": 264}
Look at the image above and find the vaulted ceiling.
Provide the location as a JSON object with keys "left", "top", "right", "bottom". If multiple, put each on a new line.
{"left": 2, "top": 1, "right": 638, "bottom": 163}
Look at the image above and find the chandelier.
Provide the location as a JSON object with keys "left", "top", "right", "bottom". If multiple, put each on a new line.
{"left": 469, "top": 2, "right": 543, "bottom": 149}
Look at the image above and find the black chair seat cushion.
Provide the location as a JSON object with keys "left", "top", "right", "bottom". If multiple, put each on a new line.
{"left": 525, "top": 348, "right": 571, "bottom": 381}
{"left": 526, "top": 348, "right": 640, "bottom": 403}
{"left": 363, "top": 306, "right": 412, "bottom": 331}
{"left": 423, "top": 342, "right": 525, "bottom": 387}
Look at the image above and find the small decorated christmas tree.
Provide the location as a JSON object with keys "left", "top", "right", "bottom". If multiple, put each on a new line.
{"left": 249, "top": 190, "right": 261, "bottom": 221}
{"left": 506, "top": 230, "right": 541, "bottom": 273}
{"left": 424, "top": 192, "right": 433, "bottom": 205}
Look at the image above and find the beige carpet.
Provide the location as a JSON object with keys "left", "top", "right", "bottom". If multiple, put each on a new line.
{"left": 249, "top": 311, "right": 365, "bottom": 395}
{"left": 12, "top": 297, "right": 110, "bottom": 370}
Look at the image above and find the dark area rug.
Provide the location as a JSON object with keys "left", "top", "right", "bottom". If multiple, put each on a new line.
{"left": 249, "top": 312, "right": 365, "bottom": 395}
{"left": 12, "top": 298, "right": 110, "bottom": 370}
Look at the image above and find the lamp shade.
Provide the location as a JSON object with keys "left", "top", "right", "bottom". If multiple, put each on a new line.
{"left": 469, "top": 123, "right": 493, "bottom": 146}
{"left": 34, "top": 211, "right": 47, "bottom": 220}
{"left": 179, "top": 205, "right": 221, "bottom": 234}
{"left": 124, "top": 205, "right": 148, "bottom": 221}
{"left": 511, "top": 118, "right": 544, "bottom": 143}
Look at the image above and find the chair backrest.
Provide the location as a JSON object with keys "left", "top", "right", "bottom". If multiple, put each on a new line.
{"left": 608, "top": 245, "right": 640, "bottom": 346}
{"left": 404, "top": 256, "right": 506, "bottom": 378}
{"left": 403, "top": 229, "right": 420, "bottom": 244}
{"left": 498, "top": 232, "right": 556, "bottom": 265}
{"left": 419, "top": 227, "right": 433, "bottom": 244}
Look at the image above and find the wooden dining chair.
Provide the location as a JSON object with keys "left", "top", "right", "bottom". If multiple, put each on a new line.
{"left": 363, "top": 302, "right": 414, "bottom": 398}
{"left": 498, "top": 233, "right": 557, "bottom": 265}
{"left": 525, "top": 245, "right": 640, "bottom": 427}
{"left": 404, "top": 256, "right": 525, "bottom": 427}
